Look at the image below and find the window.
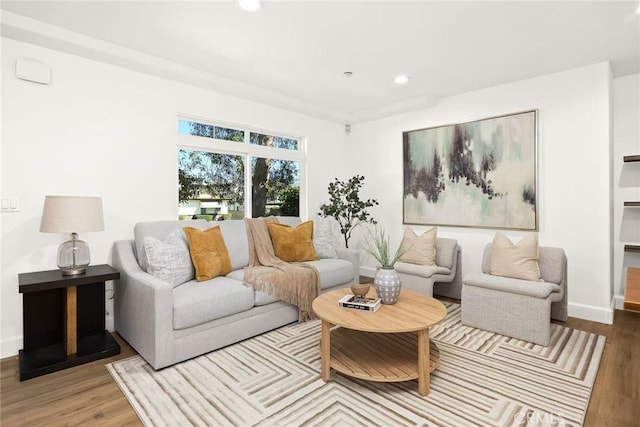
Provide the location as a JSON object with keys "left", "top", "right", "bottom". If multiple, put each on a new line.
{"left": 178, "top": 119, "right": 303, "bottom": 220}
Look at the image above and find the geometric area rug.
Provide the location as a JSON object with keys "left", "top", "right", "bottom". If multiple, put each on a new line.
{"left": 107, "top": 302, "right": 605, "bottom": 427}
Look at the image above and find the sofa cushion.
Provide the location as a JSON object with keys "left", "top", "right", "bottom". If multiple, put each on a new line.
{"left": 303, "top": 258, "right": 354, "bottom": 290}
{"left": 490, "top": 232, "right": 541, "bottom": 281}
{"left": 313, "top": 218, "right": 338, "bottom": 259}
{"left": 269, "top": 221, "right": 318, "bottom": 262}
{"left": 134, "top": 219, "right": 208, "bottom": 272}
{"left": 173, "top": 277, "right": 254, "bottom": 330}
{"left": 143, "top": 229, "right": 193, "bottom": 287}
{"left": 183, "top": 226, "right": 232, "bottom": 281}
{"left": 216, "top": 220, "right": 250, "bottom": 270}
{"left": 226, "top": 269, "right": 278, "bottom": 305}
{"left": 399, "top": 226, "right": 437, "bottom": 266}
{"left": 395, "top": 262, "right": 450, "bottom": 278}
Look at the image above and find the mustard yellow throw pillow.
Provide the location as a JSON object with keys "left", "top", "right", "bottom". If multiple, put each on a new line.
{"left": 490, "top": 232, "right": 541, "bottom": 281}
{"left": 268, "top": 221, "right": 319, "bottom": 262}
{"left": 183, "top": 226, "right": 232, "bottom": 281}
{"left": 398, "top": 226, "right": 437, "bottom": 266}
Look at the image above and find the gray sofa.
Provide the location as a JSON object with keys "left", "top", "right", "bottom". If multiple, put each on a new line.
{"left": 394, "top": 238, "right": 462, "bottom": 299}
{"left": 112, "top": 216, "right": 358, "bottom": 369}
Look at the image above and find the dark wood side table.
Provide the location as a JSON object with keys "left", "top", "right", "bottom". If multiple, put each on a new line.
{"left": 18, "top": 264, "right": 120, "bottom": 381}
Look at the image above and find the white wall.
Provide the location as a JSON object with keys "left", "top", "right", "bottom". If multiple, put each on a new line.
{"left": 0, "top": 38, "right": 350, "bottom": 358}
{"left": 613, "top": 73, "right": 640, "bottom": 308}
{"left": 349, "top": 62, "right": 613, "bottom": 324}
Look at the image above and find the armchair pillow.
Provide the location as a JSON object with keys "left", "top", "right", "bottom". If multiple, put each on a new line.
{"left": 183, "top": 226, "right": 232, "bottom": 281}
{"left": 398, "top": 226, "right": 437, "bottom": 266}
{"left": 490, "top": 232, "right": 541, "bottom": 281}
{"left": 268, "top": 221, "right": 318, "bottom": 262}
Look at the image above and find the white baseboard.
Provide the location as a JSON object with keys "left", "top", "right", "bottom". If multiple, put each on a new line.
{"left": 613, "top": 294, "right": 625, "bottom": 310}
{"left": 567, "top": 302, "right": 613, "bottom": 324}
{"left": 1, "top": 335, "right": 22, "bottom": 359}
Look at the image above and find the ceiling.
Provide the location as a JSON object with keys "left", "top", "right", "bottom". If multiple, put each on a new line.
{"left": 1, "top": 1, "right": 639, "bottom": 123}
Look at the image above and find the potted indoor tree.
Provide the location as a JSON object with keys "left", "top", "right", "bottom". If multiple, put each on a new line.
{"left": 318, "top": 175, "right": 378, "bottom": 248}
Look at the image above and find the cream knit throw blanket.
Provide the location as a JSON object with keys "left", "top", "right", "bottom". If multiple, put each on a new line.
{"left": 243, "top": 217, "right": 319, "bottom": 321}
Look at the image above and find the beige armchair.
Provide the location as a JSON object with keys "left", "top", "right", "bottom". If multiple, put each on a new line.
{"left": 461, "top": 244, "right": 568, "bottom": 346}
{"left": 395, "top": 238, "right": 462, "bottom": 299}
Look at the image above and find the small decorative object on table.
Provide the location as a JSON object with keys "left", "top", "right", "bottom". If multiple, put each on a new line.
{"left": 350, "top": 283, "right": 370, "bottom": 298}
{"left": 374, "top": 267, "right": 402, "bottom": 304}
{"left": 338, "top": 294, "right": 381, "bottom": 312}
{"left": 363, "top": 226, "right": 408, "bottom": 304}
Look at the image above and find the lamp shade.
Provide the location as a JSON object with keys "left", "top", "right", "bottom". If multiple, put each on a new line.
{"left": 40, "top": 196, "right": 104, "bottom": 233}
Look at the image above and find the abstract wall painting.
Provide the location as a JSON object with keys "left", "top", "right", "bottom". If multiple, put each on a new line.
{"left": 403, "top": 110, "right": 537, "bottom": 230}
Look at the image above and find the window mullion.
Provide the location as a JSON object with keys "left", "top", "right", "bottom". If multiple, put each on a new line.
{"left": 244, "top": 153, "right": 252, "bottom": 219}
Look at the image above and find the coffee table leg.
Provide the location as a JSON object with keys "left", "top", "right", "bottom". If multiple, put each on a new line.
{"left": 321, "top": 320, "right": 331, "bottom": 381}
{"left": 418, "top": 328, "right": 430, "bottom": 396}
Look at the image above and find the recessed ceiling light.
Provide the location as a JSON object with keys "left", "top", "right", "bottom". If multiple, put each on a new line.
{"left": 343, "top": 71, "right": 353, "bottom": 77}
{"left": 239, "top": 0, "right": 262, "bottom": 12}
{"left": 394, "top": 74, "right": 410, "bottom": 85}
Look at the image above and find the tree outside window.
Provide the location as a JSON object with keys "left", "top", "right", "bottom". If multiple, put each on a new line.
{"left": 178, "top": 121, "right": 301, "bottom": 220}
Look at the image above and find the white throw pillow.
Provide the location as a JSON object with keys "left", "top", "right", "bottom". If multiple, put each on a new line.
{"left": 313, "top": 218, "right": 338, "bottom": 259}
{"left": 490, "top": 232, "right": 541, "bottom": 281}
{"left": 144, "top": 229, "right": 194, "bottom": 287}
{"left": 398, "top": 226, "right": 437, "bottom": 266}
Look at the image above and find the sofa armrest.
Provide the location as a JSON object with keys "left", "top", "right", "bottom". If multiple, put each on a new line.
{"left": 463, "top": 272, "right": 561, "bottom": 299}
{"left": 112, "top": 240, "right": 175, "bottom": 369}
{"left": 335, "top": 247, "right": 360, "bottom": 284}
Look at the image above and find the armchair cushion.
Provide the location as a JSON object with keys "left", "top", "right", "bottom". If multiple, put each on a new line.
{"left": 435, "top": 238, "right": 458, "bottom": 269}
{"left": 395, "top": 262, "right": 450, "bottom": 278}
{"left": 464, "top": 272, "right": 560, "bottom": 299}
{"left": 399, "top": 226, "right": 437, "bottom": 266}
{"left": 490, "top": 232, "right": 541, "bottom": 281}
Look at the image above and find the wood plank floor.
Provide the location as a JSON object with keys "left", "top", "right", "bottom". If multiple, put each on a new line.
{"left": 1, "top": 310, "right": 639, "bottom": 426}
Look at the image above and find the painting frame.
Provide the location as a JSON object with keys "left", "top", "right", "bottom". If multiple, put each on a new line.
{"left": 402, "top": 109, "right": 538, "bottom": 231}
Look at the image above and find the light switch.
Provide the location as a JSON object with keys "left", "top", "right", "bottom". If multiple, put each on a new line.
{"left": 1, "top": 198, "right": 20, "bottom": 212}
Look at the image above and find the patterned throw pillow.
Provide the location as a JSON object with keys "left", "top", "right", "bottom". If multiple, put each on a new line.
{"left": 268, "top": 221, "right": 319, "bottom": 262}
{"left": 313, "top": 218, "right": 338, "bottom": 259}
{"left": 398, "top": 226, "right": 437, "bottom": 266}
{"left": 144, "top": 229, "right": 194, "bottom": 287}
{"left": 490, "top": 232, "right": 542, "bottom": 281}
{"left": 183, "top": 226, "right": 232, "bottom": 281}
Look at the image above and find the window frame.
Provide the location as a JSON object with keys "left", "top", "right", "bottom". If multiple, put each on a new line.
{"left": 177, "top": 115, "right": 307, "bottom": 219}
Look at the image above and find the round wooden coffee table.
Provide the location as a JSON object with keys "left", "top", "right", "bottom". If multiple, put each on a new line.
{"left": 312, "top": 288, "right": 447, "bottom": 396}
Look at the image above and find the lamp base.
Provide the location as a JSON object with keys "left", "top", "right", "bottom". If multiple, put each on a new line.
{"left": 57, "top": 233, "right": 91, "bottom": 275}
{"left": 61, "top": 266, "right": 87, "bottom": 276}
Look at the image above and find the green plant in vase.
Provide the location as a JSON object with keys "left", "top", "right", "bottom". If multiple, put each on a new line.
{"left": 362, "top": 226, "right": 408, "bottom": 304}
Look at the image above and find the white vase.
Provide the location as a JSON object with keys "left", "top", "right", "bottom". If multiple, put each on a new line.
{"left": 374, "top": 267, "right": 401, "bottom": 304}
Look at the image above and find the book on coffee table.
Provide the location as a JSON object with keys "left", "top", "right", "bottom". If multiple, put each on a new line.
{"left": 338, "top": 294, "right": 381, "bottom": 312}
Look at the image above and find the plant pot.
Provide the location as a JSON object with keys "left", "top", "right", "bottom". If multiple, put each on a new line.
{"left": 374, "top": 267, "right": 401, "bottom": 304}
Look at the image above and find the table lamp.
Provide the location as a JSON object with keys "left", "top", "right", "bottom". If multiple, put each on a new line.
{"left": 39, "top": 195, "right": 105, "bottom": 275}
